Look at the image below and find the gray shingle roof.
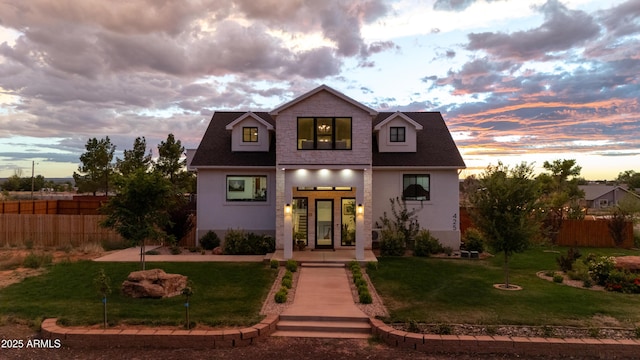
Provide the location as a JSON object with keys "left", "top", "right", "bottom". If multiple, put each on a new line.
{"left": 190, "top": 112, "right": 276, "bottom": 167}
{"left": 372, "top": 112, "right": 466, "bottom": 168}
{"left": 191, "top": 111, "right": 465, "bottom": 169}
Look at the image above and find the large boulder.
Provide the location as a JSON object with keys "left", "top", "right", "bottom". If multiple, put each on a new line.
{"left": 614, "top": 256, "right": 640, "bottom": 272}
{"left": 121, "top": 269, "right": 188, "bottom": 298}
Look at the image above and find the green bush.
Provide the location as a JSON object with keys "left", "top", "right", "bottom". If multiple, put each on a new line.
{"left": 270, "top": 259, "right": 279, "bottom": 269}
{"left": 199, "top": 231, "right": 220, "bottom": 250}
{"left": 434, "top": 323, "right": 452, "bottom": 335}
{"left": 462, "top": 228, "right": 484, "bottom": 253}
{"left": 285, "top": 259, "right": 298, "bottom": 272}
{"left": 359, "top": 290, "right": 372, "bottom": 304}
{"left": 380, "top": 228, "right": 405, "bottom": 256}
{"left": 22, "top": 252, "right": 53, "bottom": 269}
{"left": 413, "top": 230, "right": 443, "bottom": 257}
{"left": 222, "top": 229, "right": 275, "bottom": 255}
{"left": 586, "top": 255, "right": 616, "bottom": 285}
{"left": 568, "top": 260, "right": 591, "bottom": 282}
{"left": 283, "top": 270, "right": 293, "bottom": 280}
{"left": 552, "top": 274, "right": 564, "bottom": 283}
{"left": 274, "top": 287, "right": 288, "bottom": 303}
{"left": 281, "top": 277, "right": 292, "bottom": 289}
{"left": 355, "top": 278, "right": 367, "bottom": 288}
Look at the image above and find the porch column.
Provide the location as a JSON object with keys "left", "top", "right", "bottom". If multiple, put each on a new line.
{"left": 355, "top": 171, "right": 365, "bottom": 261}
{"left": 283, "top": 172, "right": 293, "bottom": 260}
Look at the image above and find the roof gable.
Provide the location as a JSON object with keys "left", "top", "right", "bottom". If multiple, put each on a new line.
{"left": 269, "top": 84, "right": 378, "bottom": 116}
{"left": 225, "top": 111, "right": 274, "bottom": 131}
{"left": 373, "top": 111, "right": 423, "bottom": 131}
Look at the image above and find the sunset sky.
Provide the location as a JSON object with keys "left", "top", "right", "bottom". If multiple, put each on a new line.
{"left": 0, "top": 0, "right": 638, "bottom": 180}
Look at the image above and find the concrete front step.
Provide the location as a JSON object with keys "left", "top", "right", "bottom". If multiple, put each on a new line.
{"left": 274, "top": 315, "right": 372, "bottom": 339}
{"left": 271, "top": 330, "right": 371, "bottom": 339}
{"left": 277, "top": 320, "right": 371, "bottom": 334}
{"left": 301, "top": 262, "right": 345, "bottom": 268}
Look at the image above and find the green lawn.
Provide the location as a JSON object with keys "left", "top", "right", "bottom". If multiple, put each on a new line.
{"left": 0, "top": 261, "right": 276, "bottom": 327}
{"left": 368, "top": 246, "right": 640, "bottom": 328}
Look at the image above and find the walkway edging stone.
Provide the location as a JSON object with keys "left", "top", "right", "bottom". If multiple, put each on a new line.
{"left": 40, "top": 316, "right": 279, "bottom": 349}
{"left": 369, "top": 318, "right": 640, "bottom": 358}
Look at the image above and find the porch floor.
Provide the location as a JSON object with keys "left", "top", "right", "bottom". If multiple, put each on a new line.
{"left": 269, "top": 249, "right": 377, "bottom": 265}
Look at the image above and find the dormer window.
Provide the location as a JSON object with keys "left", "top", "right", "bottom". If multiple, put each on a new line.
{"left": 243, "top": 127, "right": 258, "bottom": 142}
{"left": 297, "top": 117, "right": 351, "bottom": 150}
{"left": 390, "top": 127, "right": 405, "bottom": 142}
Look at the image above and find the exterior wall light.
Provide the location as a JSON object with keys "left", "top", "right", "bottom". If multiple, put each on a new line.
{"left": 357, "top": 204, "right": 364, "bottom": 214}
{"left": 285, "top": 203, "right": 292, "bottom": 214}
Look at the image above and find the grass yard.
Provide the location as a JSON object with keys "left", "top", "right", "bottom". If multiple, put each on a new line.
{"left": 368, "top": 246, "right": 640, "bottom": 328}
{"left": 0, "top": 261, "right": 276, "bottom": 328}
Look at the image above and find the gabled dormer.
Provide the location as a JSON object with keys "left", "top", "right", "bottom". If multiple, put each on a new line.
{"left": 374, "top": 111, "right": 423, "bottom": 153}
{"left": 225, "top": 112, "right": 274, "bottom": 152}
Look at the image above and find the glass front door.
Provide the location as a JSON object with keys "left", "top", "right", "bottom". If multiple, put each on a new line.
{"left": 315, "top": 199, "right": 333, "bottom": 249}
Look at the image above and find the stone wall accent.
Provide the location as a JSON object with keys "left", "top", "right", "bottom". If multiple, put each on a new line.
{"left": 40, "top": 315, "right": 279, "bottom": 349}
{"left": 369, "top": 319, "right": 640, "bottom": 358}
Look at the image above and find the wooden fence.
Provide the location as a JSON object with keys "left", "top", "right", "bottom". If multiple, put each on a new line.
{"left": 0, "top": 214, "right": 122, "bottom": 247}
{"left": 461, "top": 207, "right": 634, "bottom": 248}
{"left": 556, "top": 219, "right": 634, "bottom": 248}
{"left": 0, "top": 213, "right": 197, "bottom": 249}
{"left": 0, "top": 198, "right": 108, "bottom": 215}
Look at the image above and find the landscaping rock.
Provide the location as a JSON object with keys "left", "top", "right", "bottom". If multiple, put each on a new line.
{"left": 212, "top": 246, "right": 223, "bottom": 255}
{"left": 614, "top": 256, "right": 640, "bottom": 271}
{"left": 121, "top": 269, "right": 187, "bottom": 298}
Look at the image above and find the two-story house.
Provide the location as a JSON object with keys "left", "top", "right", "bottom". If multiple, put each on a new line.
{"left": 190, "top": 85, "right": 465, "bottom": 260}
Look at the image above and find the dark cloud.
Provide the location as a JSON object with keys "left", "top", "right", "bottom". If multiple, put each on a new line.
{"left": 467, "top": 0, "right": 600, "bottom": 60}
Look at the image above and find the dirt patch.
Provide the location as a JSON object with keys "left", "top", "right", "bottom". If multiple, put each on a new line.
{"left": 0, "top": 247, "right": 106, "bottom": 289}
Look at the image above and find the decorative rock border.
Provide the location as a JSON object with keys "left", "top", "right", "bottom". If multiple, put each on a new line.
{"left": 369, "top": 318, "right": 640, "bottom": 358}
{"left": 40, "top": 316, "right": 279, "bottom": 349}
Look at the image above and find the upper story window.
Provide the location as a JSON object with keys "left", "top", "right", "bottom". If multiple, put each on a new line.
{"left": 242, "top": 127, "right": 258, "bottom": 142}
{"left": 403, "top": 174, "right": 430, "bottom": 201}
{"left": 297, "top": 117, "right": 352, "bottom": 150}
{"left": 390, "top": 127, "right": 406, "bottom": 142}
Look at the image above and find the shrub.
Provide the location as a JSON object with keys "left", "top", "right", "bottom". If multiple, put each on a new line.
{"left": 199, "top": 231, "right": 220, "bottom": 250}
{"left": 568, "top": 261, "right": 591, "bottom": 282}
{"left": 462, "top": 228, "right": 484, "bottom": 253}
{"left": 355, "top": 278, "right": 367, "bottom": 288}
{"left": 22, "top": 252, "right": 53, "bottom": 269}
{"left": 170, "top": 246, "right": 182, "bottom": 255}
{"left": 366, "top": 261, "right": 378, "bottom": 271}
{"left": 583, "top": 279, "right": 593, "bottom": 288}
{"left": 270, "top": 259, "right": 279, "bottom": 269}
{"left": 556, "top": 247, "right": 581, "bottom": 272}
{"left": 359, "top": 290, "right": 372, "bottom": 304}
{"left": 380, "top": 228, "right": 405, "bottom": 256}
{"left": 281, "top": 277, "right": 292, "bottom": 289}
{"left": 586, "top": 255, "right": 616, "bottom": 285}
{"left": 407, "top": 319, "right": 421, "bottom": 333}
{"left": 222, "top": 229, "right": 275, "bottom": 255}
{"left": 434, "top": 323, "right": 453, "bottom": 335}
{"left": 223, "top": 229, "right": 246, "bottom": 254}
{"left": 283, "top": 270, "right": 293, "bottom": 281}
{"left": 285, "top": 259, "right": 298, "bottom": 272}
{"left": 552, "top": 274, "right": 564, "bottom": 283}
{"left": 413, "top": 230, "right": 443, "bottom": 257}
{"left": 274, "top": 287, "right": 288, "bottom": 303}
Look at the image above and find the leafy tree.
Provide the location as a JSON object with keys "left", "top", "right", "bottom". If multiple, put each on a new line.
{"left": 74, "top": 137, "right": 116, "bottom": 196}
{"left": 617, "top": 170, "right": 640, "bottom": 192}
{"left": 537, "top": 159, "right": 585, "bottom": 244}
{"left": 468, "top": 162, "right": 541, "bottom": 288}
{"left": 116, "top": 136, "right": 152, "bottom": 177}
{"left": 100, "top": 169, "right": 173, "bottom": 270}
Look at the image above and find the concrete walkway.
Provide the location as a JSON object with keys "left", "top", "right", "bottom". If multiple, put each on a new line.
{"left": 93, "top": 246, "right": 265, "bottom": 263}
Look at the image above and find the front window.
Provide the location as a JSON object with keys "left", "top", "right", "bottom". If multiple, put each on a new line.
{"left": 403, "top": 174, "right": 430, "bottom": 201}
{"left": 226, "top": 175, "right": 267, "bottom": 201}
{"left": 297, "top": 117, "right": 351, "bottom": 150}
{"left": 390, "top": 127, "right": 405, "bottom": 142}
{"left": 242, "top": 127, "right": 258, "bottom": 142}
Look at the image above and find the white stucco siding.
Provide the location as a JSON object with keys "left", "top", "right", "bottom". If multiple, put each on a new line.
{"left": 372, "top": 169, "right": 461, "bottom": 249}
{"left": 196, "top": 169, "right": 276, "bottom": 242}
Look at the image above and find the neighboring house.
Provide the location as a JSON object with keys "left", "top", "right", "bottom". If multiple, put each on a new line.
{"left": 190, "top": 85, "right": 466, "bottom": 260}
{"left": 579, "top": 185, "right": 640, "bottom": 210}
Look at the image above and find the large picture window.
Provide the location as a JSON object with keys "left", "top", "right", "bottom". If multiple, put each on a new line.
{"left": 226, "top": 175, "right": 267, "bottom": 201}
{"left": 403, "top": 174, "right": 430, "bottom": 201}
{"left": 297, "top": 117, "right": 351, "bottom": 150}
